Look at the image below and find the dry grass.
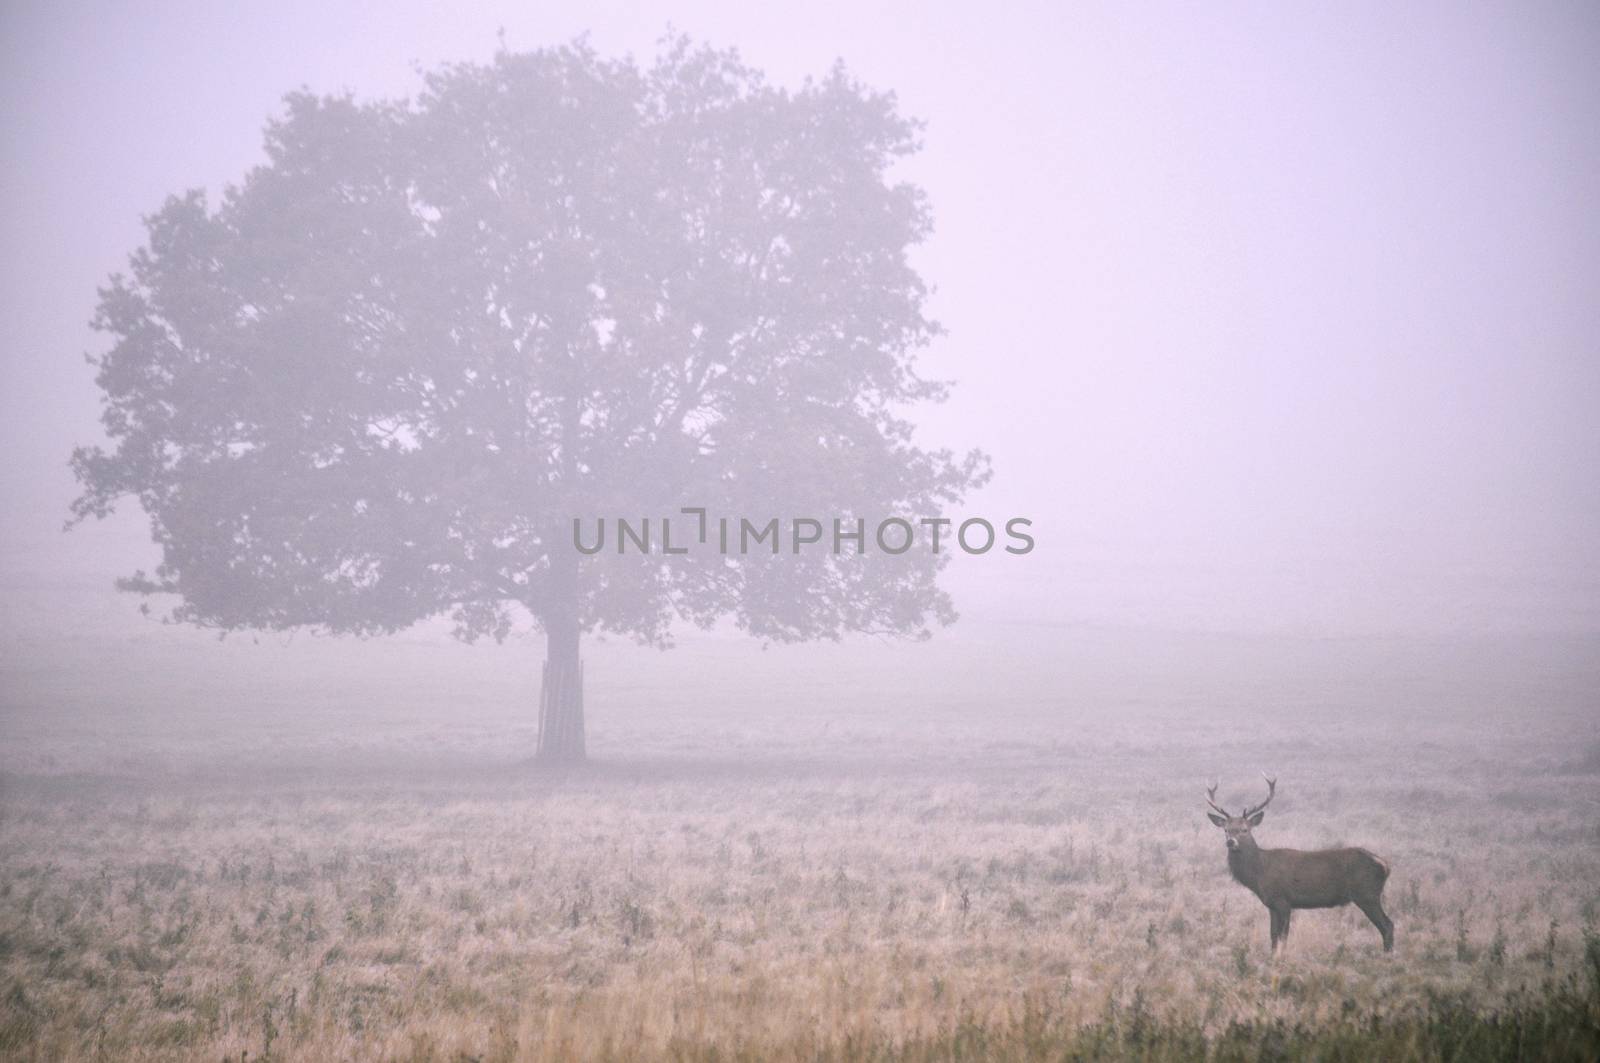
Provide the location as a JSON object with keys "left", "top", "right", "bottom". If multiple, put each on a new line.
{"left": 2, "top": 693, "right": 1597, "bottom": 1060}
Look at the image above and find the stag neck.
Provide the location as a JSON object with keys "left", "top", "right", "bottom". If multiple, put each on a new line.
{"left": 1226, "top": 836, "right": 1264, "bottom": 890}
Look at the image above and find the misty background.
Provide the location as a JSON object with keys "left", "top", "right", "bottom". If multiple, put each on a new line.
{"left": 3, "top": 2, "right": 1597, "bottom": 770}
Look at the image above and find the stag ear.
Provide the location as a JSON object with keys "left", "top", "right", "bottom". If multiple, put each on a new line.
{"left": 1247, "top": 810, "right": 1265, "bottom": 827}
{"left": 1207, "top": 812, "right": 1226, "bottom": 827}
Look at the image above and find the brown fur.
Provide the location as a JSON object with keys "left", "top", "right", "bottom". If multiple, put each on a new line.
{"left": 1208, "top": 780, "right": 1394, "bottom": 952}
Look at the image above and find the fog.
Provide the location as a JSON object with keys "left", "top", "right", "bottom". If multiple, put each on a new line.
{"left": 1, "top": 5, "right": 1598, "bottom": 1056}
{"left": 1, "top": 0, "right": 1596, "bottom": 751}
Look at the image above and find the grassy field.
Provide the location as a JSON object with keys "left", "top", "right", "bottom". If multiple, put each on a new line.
{"left": 3, "top": 707, "right": 1598, "bottom": 1056}
{"left": 1, "top": 607, "right": 1599, "bottom": 1059}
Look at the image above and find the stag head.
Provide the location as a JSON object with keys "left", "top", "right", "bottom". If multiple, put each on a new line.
{"left": 1205, "top": 775, "right": 1276, "bottom": 850}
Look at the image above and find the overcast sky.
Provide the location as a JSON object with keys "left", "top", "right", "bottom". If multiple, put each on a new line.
{"left": 3, "top": 1, "right": 1597, "bottom": 639}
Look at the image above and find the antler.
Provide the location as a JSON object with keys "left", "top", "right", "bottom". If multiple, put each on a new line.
{"left": 1205, "top": 780, "right": 1230, "bottom": 817}
{"left": 1243, "top": 774, "right": 1277, "bottom": 818}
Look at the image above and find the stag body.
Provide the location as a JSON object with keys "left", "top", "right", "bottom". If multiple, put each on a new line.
{"left": 1207, "top": 778, "right": 1393, "bottom": 952}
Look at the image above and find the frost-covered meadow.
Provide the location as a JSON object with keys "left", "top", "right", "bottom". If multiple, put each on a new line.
{"left": 3, "top": 601, "right": 1597, "bottom": 1059}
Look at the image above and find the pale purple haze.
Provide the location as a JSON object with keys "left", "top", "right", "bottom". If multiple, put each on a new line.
{"left": 2, "top": 2, "right": 1597, "bottom": 747}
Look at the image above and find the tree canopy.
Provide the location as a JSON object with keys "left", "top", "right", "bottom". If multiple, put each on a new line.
{"left": 72, "top": 38, "right": 989, "bottom": 660}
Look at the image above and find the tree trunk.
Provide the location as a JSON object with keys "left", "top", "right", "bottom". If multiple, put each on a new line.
{"left": 536, "top": 550, "right": 585, "bottom": 763}
{"left": 536, "top": 619, "right": 585, "bottom": 763}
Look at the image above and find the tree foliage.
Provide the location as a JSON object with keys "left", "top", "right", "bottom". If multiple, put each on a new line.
{"left": 72, "top": 38, "right": 989, "bottom": 649}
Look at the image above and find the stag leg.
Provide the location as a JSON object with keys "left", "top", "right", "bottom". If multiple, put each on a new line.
{"left": 1268, "top": 906, "right": 1290, "bottom": 952}
{"left": 1356, "top": 898, "right": 1394, "bottom": 952}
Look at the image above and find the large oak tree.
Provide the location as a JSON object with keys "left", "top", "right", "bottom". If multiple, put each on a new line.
{"left": 71, "top": 39, "right": 989, "bottom": 762}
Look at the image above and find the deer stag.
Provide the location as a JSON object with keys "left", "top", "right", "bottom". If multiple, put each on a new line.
{"left": 1205, "top": 776, "right": 1393, "bottom": 952}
